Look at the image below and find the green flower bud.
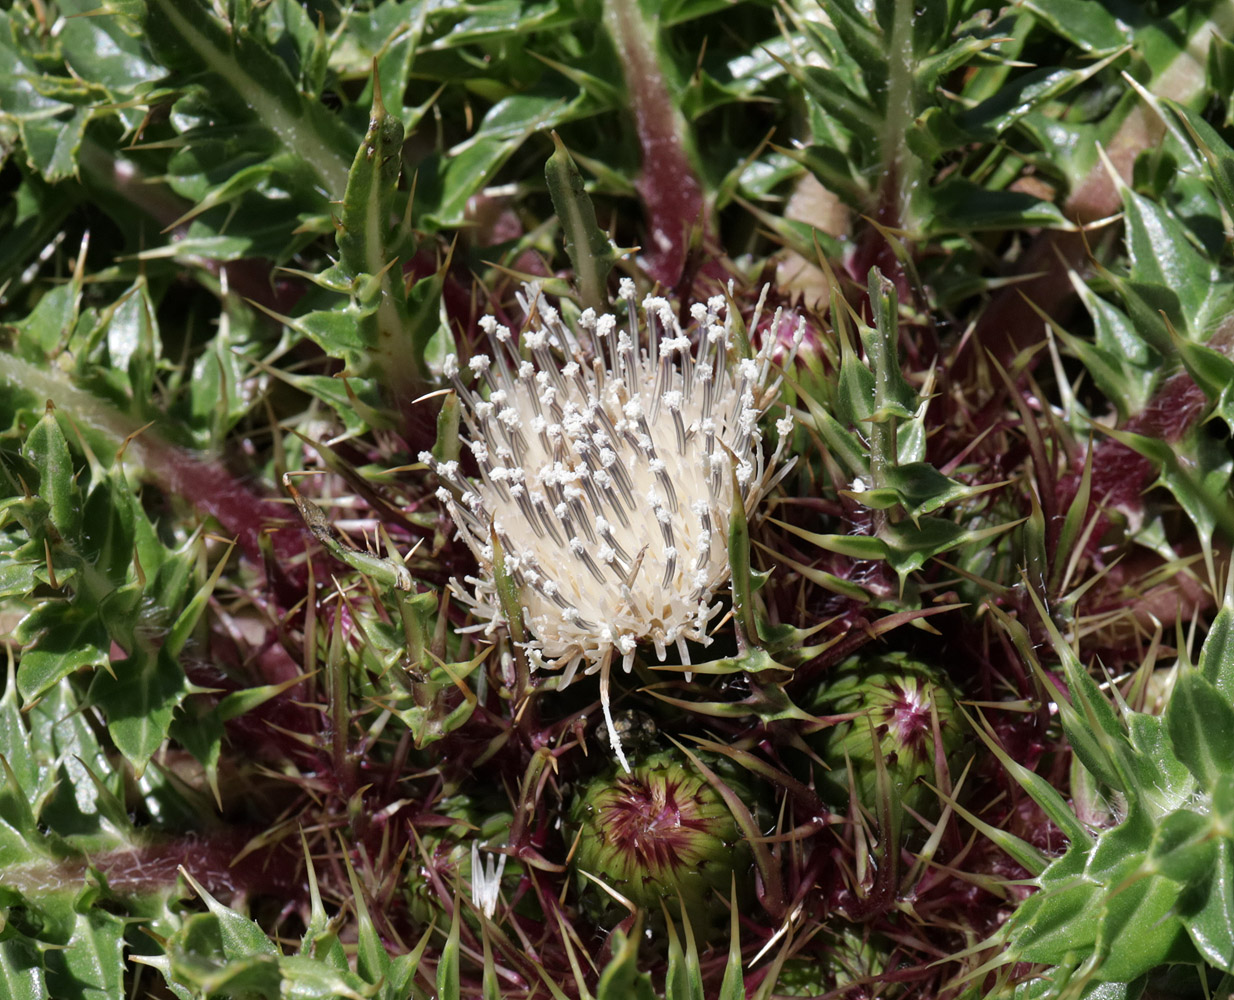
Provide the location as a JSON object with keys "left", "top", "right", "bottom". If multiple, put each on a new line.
{"left": 569, "top": 751, "right": 749, "bottom": 922}
{"left": 809, "top": 652, "right": 965, "bottom": 824}
{"left": 403, "top": 799, "right": 519, "bottom": 926}
{"left": 773, "top": 926, "right": 888, "bottom": 996}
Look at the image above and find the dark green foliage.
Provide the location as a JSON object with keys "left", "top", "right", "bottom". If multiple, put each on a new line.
{"left": 3, "top": 0, "right": 1234, "bottom": 998}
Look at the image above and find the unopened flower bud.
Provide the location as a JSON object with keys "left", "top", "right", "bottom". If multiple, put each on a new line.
{"left": 810, "top": 653, "right": 966, "bottom": 826}
{"left": 569, "top": 751, "right": 749, "bottom": 921}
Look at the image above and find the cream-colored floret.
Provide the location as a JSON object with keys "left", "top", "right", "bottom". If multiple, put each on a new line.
{"left": 423, "top": 282, "right": 801, "bottom": 769}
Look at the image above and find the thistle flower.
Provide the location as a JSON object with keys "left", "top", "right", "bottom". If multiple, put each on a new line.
{"left": 422, "top": 281, "right": 801, "bottom": 768}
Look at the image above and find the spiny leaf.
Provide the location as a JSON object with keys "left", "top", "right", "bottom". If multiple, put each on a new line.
{"left": 1163, "top": 670, "right": 1234, "bottom": 793}
{"left": 141, "top": 0, "right": 354, "bottom": 198}
{"left": 718, "top": 880, "right": 744, "bottom": 1000}
{"left": 595, "top": 919, "right": 657, "bottom": 1000}
{"left": 436, "top": 886, "right": 461, "bottom": 1000}
{"left": 1198, "top": 576, "right": 1234, "bottom": 701}
{"left": 545, "top": 132, "right": 619, "bottom": 313}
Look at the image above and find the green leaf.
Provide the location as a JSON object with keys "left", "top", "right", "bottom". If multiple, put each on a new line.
{"left": 864, "top": 268, "right": 917, "bottom": 425}
{"left": 42, "top": 735, "right": 127, "bottom": 842}
{"left": 0, "top": 935, "right": 49, "bottom": 1000}
{"left": 1148, "top": 808, "right": 1217, "bottom": 885}
{"left": 1164, "top": 670, "right": 1234, "bottom": 792}
{"left": 87, "top": 537, "right": 223, "bottom": 772}
{"left": 928, "top": 178, "right": 1072, "bottom": 233}
{"left": 168, "top": 913, "right": 281, "bottom": 999}
{"left": 0, "top": 558, "right": 40, "bottom": 602}
{"left": 1179, "top": 880, "right": 1234, "bottom": 976}
{"left": 15, "top": 604, "right": 111, "bottom": 702}
{"left": 957, "top": 58, "right": 1117, "bottom": 141}
{"left": 80, "top": 471, "right": 138, "bottom": 590}
{"left": 770, "top": 520, "right": 889, "bottom": 561}
{"left": 163, "top": 153, "right": 311, "bottom": 234}
{"left": 330, "top": 76, "right": 430, "bottom": 392}
{"left": 436, "top": 892, "right": 460, "bottom": 1000}
{"left": 343, "top": 856, "right": 388, "bottom": 987}
{"left": 0, "top": 666, "right": 32, "bottom": 795}
{"left": 718, "top": 882, "right": 743, "bottom": 1000}
{"left": 10, "top": 281, "right": 81, "bottom": 360}
{"left": 793, "top": 386, "right": 870, "bottom": 477}
{"left": 1029, "top": 586, "right": 1142, "bottom": 796}
{"left": 23, "top": 409, "right": 80, "bottom": 543}
{"left": 663, "top": 911, "right": 695, "bottom": 1000}
{"left": 834, "top": 340, "right": 876, "bottom": 428}
{"left": 284, "top": 480, "right": 412, "bottom": 593}
{"left": 1120, "top": 187, "right": 1227, "bottom": 340}
{"left": 22, "top": 106, "right": 92, "bottom": 183}
{"left": 58, "top": 0, "right": 160, "bottom": 93}
{"left": 1010, "top": 870, "right": 1107, "bottom": 965}
{"left": 1010, "top": 793, "right": 1206, "bottom": 982}
{"left": 727, "top": 467, "right": 761, "bottom": 647}
{"left": 182, "top": 869, "right": 282, "bottom": 959}
{"left": 1177, "top": 801, "right": 1234, "bottom": 972}
{"left": 545, "top": 132, "right": 618, "bottom": 312}
{"left": 1125, "top": 713, "right": 1195, "bottom": 817}
{"left": 90, "top": 648, "right": 188, "bottom": 777}
{"left": 1163, "top": 98, "right": 1234, "bottom": 224}
{"left": 1198, "top": 584, "right": 1234, "bottom": 701}
{"left": 1023, "top": 0, "right": 1127, "bottom": 53}
{"left": 291, "top": 308, "right": 372, "bottom": 361}
{"left": 276, "top": 956, "right": 373, "bottom": 1000}
{"left": 382, "top": 925, "right": 432, "bottom": 1000}
{"left": 0, "top": 755, "right": 38, "bottom": 852}
{"left": 596, "top": 922, "right": 658, "bottom": 1000}
{"left": 141, "top": 0, "right": 354, "bottom": 198}
{"left": 43, "top": 907, "right": 127, "bottom": 1000}
{"left": 1087, "top": 871, "right": 1193, "bottom": 982}
{"left": 881, "top": 462, "right": 978, "bottom": 518}
{"left": 428, "top": 92, "right": 587, "bottom": 228}
{"left": 99, "top": 279, "right": 161, "bottom": 406}
{"left": 336, "top": 90, "right": 406, "bottom": 283}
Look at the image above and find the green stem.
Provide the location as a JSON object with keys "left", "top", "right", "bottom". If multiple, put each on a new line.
{"left": 882, "top": 0, "right": 921, "bottom": 231}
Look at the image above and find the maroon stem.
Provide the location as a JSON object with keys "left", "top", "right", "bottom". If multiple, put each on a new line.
{"left": 605, "top": 0, "right": 710, "bottom": 289}
{"left": 139, "top": 434, "right": 306, "bottom": 576}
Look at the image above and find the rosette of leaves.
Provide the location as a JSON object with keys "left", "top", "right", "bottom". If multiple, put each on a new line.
{"left": 775, "top": 0, "right": 1230, "bottom": 308}
{"left": 971, "top": 583, "right": 1234, "bottom": 996}
{"left": 1039, "top": 89, "right": 1234, "bottom": 597}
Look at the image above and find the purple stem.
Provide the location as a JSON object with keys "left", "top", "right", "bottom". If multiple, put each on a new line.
{"left": 605, "top": 0, "right": 709, "bottom": 289}
{"left": 3, "top": 354, "right": 308, "bottom": 587}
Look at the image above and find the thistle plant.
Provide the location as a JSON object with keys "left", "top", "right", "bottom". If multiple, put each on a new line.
{"left": 3, "top": 0, "right": 1234, "bottom": 998}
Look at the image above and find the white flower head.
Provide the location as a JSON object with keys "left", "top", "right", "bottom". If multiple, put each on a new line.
{"left": 427, "top": 284, "right": 798, "bottom": 770}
